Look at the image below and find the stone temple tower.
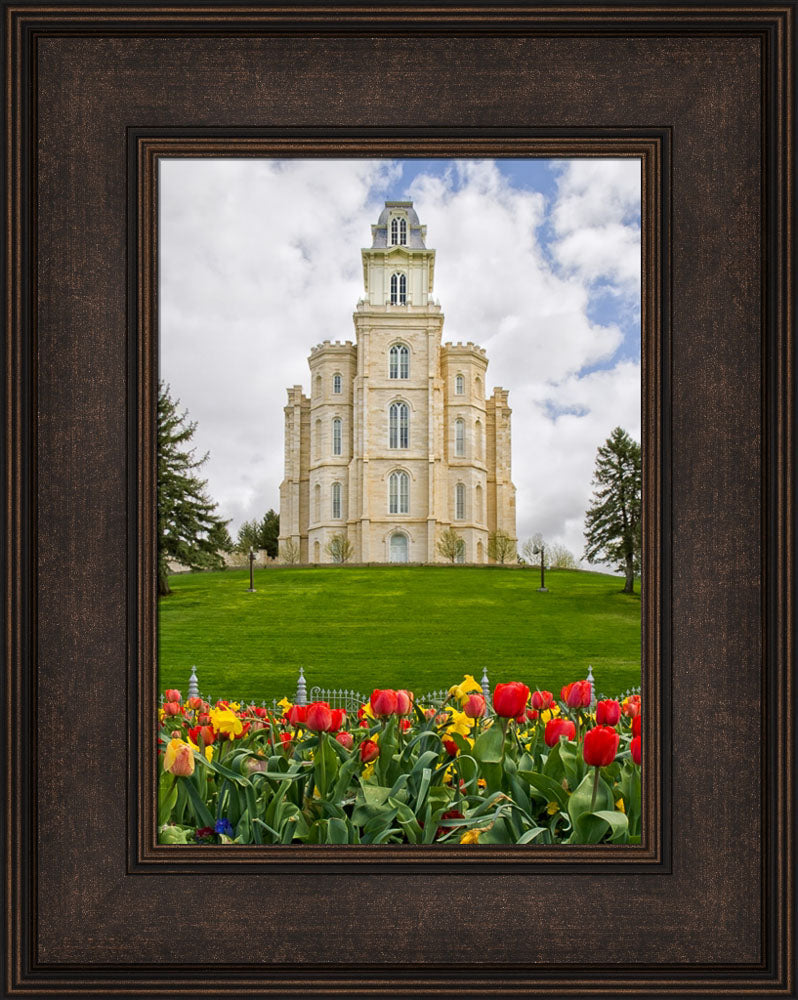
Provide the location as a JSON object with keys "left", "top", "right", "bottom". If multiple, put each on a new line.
{"left": 278, "top": 201, "right": 516, "bottom": 563}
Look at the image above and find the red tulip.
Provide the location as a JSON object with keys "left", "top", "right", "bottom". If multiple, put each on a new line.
{"left": 163, "top": 700, "right": 182, "bottom": 717}
{"left": 197, "top": 713, "right": 211, "bottom": 726}
{"left": 360, "top": 739, "right": 379, "bottom": 763}
{"left": 596, "top": 699, "right": 621, "bottom": 726}
{"left": 186, "top": 696, "right": 203, "bottom": 710}
{"left": 492, "top": 682, "right": 530, "bottom": 718}
{"left": 544, "top": 717, "right": 576, "bottom": 747}
{"left": 526, "top": 708, "right": 538, "bottom": 722}
{"left": 287, "top": 704, "right": 307, "bottom": 726}
{"left": 631, "top": 734, "right": 642, "bottom": 765}
{"left": 632, "top": 714, "right": 641, "bottom": 738}
{"left": 531, "top": 690, "right": 554, "bottom": 711}
{"left": 330, "top": 708, "right": 346, "bottom": 732}
{"left": 395, "top": 689, "right": 414, "bottom": 715}
{"left": 463, "top": 693, "right": 487, "bottom": 719}
{"left": 305, "top": 702, "right": 333, "bottom": 732}
{"left": 622, "top": 694, "right": 641, "bottom": 718}
{"left": 443, "top": 737, "right": 459, "bottom": 757}
{"left": 164, "top": 689, "right": 181, "bottom": 703}
{"left": 188, "top": 724, "right": 216, "bottom": 746}
{"left": 279, "top": 732, "right": 292, "bottom": 750}
{"left": 561, "top": 680, "right": 592, "bottom": 709}
{"left": 253, "top": 706, "right": 269, "bottom": 719}
{"left": 335, "top": 731, "right": 354, "bottom": 750}
{"left": 399, "top": 718, "right": 412, "bottom": 732}
{"left": 370, "top": 689, "right": 398, "bottom": 717}
{"left": 583, "top": 725, "right": 620, "bottom": 767}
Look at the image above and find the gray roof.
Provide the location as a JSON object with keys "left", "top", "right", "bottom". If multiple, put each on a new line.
{"left": 371, "top": 201, "right": 427, "bottom": 249}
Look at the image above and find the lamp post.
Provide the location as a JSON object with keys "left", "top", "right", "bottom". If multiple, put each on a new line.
{"left": 247, "top": 548, "right": 256, "bottom": 592}
{"left": 533, "top": 540, "right": 548, "bottom": 592}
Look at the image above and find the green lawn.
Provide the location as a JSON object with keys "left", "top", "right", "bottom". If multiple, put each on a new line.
{"left": 158, "top": 565, "right": 641, "bottom": 705}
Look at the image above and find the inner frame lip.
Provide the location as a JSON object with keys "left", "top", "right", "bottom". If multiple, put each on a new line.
{"left": 129, "top": 130, "right": 669, "bottom": 874}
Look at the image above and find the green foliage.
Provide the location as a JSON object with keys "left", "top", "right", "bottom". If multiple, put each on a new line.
{"left": 158, "top": 684, "right": 641, "bottom": 846}
{"left": 157, "top": 384, "right": 231, "bottom": 596}
{"left": 236, "top": 509, "right": 280, "bottom": 557}
{"left": 583, "top": 427, "right": 642, "bottom": 594}
{"left": 159, "top": 565, "right": 641, "bottom": 703}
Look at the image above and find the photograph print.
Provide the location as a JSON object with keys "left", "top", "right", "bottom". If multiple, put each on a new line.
{"left": 156, "top": 157, "right": 643, "bottom": 847}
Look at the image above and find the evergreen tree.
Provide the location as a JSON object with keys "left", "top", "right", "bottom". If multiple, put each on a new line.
{"left": 583, "top": 426, "right": 642, "bottom": 594}
{"left": 259, "top": 509, "right": 280, "bottom": 558}
{"left": 157, "top": 384, "right": 231, "bottom": 596}
{"left": 235, "top": 519, "right": 261, "bottom": 553}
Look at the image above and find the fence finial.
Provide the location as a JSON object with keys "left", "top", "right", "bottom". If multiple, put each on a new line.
{"left": 296, "top": 668, "right": 307, "bottom": 706}
{"left": 587, "top": 664, "right": 595, "bottom": 708}
{"left": 188, "top": 666, "right": 199, "bottom": 699}
{"left": 481, "top": 666, "right": 491, "bottom": 703}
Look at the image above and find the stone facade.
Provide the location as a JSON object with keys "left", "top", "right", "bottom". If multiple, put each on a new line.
{"left": 278, "top": 201, "right": 516, "bottom": 563}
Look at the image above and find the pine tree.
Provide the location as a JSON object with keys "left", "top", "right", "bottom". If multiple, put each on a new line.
{"left": 583, "top": 426, "right": 642, "bottom": 594}
{"left": 157, "top": 384, "right": 231, "bottom": 596}
{"left": 259, "top": 509, "right": 280, "bottom": 559}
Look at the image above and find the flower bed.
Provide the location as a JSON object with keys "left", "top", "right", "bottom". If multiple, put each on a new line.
{"left": 158, "top": 677, "right": 642, "bottom": 845}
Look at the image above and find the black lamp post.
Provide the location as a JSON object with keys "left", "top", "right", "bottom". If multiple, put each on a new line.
{"left": 533, "top": 541, "right": 548, "bottom": 593}
{"left": 247, "top": 548, "right": 256, "bottom": 593}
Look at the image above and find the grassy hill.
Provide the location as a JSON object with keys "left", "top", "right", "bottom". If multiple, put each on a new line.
{"left": 158, "top": 565, "right": 641, "bottom": 705}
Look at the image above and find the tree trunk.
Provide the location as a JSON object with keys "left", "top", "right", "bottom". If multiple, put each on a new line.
{"left": 158, "top": 567, "right": 172, "bottom": 596}
{"left": 624, "top": 552, "right": 635, "bottom": 594}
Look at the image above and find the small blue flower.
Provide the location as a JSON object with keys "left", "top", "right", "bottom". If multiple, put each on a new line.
{"left": 214, "top": 818, "right": 233, "bottom": 837}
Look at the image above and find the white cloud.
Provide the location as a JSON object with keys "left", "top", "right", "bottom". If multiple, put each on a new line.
{"left": 160, "top": 158, "right": 641, "bottom": 565}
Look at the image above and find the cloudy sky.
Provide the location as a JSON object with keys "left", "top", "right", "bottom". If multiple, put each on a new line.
{"left": 160, "top": 158, "right": 641, "bottom": 564}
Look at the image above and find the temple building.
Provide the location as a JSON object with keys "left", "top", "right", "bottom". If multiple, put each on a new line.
{"left": 278, "top": 201, "right": 516, "bottom": 563}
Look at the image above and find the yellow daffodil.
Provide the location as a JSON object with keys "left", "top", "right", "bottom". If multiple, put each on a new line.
{"left": 209, "top": 707, "right": 243, "bottom": 741}
{"left": 547, "top": 801, "right": 559, "bottom": 816}
{"left": 163, "top": 738, "right": 194, "bottom": 777}
{"left": 448, "top": 674, "right": 482, "bottom": 704}
{"left": 540, "top": 705, "right": 561, "bottom": 724}
{"left": 362, "top": 762, "right": 375, "bottom": 780}
{"left": 204, "top": 746, "right": 214, "bottom": 762}
{"left": 445, "top": 709, "right": 474, "bottom": 738}
{"left": 361, "top": 701, "right": 375, "bottom": 721}
{"left": 615, "top": 798, "right": 626, "bottom": 813}
{"left": 277, "top": 696, "right": 292, "bottom": 713}
{"left": 460, "top": 828, "right": 482, "bottom": 844}
{"left": 229, "top": 701, "right": 241, "bottom": 711}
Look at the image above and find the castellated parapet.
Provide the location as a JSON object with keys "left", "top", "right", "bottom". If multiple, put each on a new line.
{"left": 279, "top": 201, "right": 516, "bottom": 564}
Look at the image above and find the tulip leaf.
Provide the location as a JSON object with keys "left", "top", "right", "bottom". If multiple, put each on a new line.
{"left": 473, "top": 725, "right": 504, "bottom": 765}
{"left": 326, "top": 817, "right": 350, "bottom": 844}
{"left": 518, "top": 770, "right": 569, "bottom": 809}
{"left": 516, "top": 826, "right": 548, "bottom": 844}
{"left": 182, "top": 776, "right": 215, "bottom": 829}
{"left": 567, "top": 771, "right": 614, "bottom": 827}
{"left": 591, "top": 809, "right": 629, "bottom": 843}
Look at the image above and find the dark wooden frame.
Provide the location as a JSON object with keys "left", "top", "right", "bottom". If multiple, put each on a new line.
{"left": 4, "top": 3, "right": 794, "bottom": 997}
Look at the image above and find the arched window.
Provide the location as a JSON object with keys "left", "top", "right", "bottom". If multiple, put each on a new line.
{"left": 332, "top": 417, "right": 342, "bottom": 456}
{"left": 315, "top": 374, "right": 322, "bottom": 397}
{"left": 332, "top": 482, "right": 342, "bottom": 519}
{"left": 389, "top": 344, "right": 409, "bottom": 379}
{"left": 474, "top": 375, "right": 482, "bottom": 398}
{"left": 455, "top": 539, "right": 466, "bottom": 564}
{"left": 314, "top": 419, "right": 322, "bottom": 460}
{"left": 477, "top": 540, "right": 484, "bottom": 563}
{"left": 455, "top": 374, "right": 465, "bottom": 395}
{"left": 455, "top": 482, "right": 465, "bottom": 520}
{"left": 389, "top": 471, "right": 409, "bottom": 514}
{"left": 332, "top": 373, "right": 342, "bottom": 394}
{"left": 390, "top": 218, "right": 407, "bottom": 246}
{"left": 314, "top": 483, "right": 321, "bottom": 521}
{"left": 390, "top": 532, "right": 408, "bottom": 562}
{"left": 455, "top": 418, "right": 465, "bottom": 457}
{"left": 314, "top": 540, "right": 320, "bottom": 562}
{"left": 389, "top": 402, "right": 409, "bottom": 449}
{"left": 475, "top": 419, "right": 483, "bottom": 460}
{"left": 390, "top": 272, "right": 407, "bottom": 305}
{"left": 475, "top": 483, "right": 483, "bottom": 522}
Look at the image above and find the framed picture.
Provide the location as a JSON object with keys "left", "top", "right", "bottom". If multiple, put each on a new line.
{"left": 4, "top": 3, "right": 794, "bottom": 997}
